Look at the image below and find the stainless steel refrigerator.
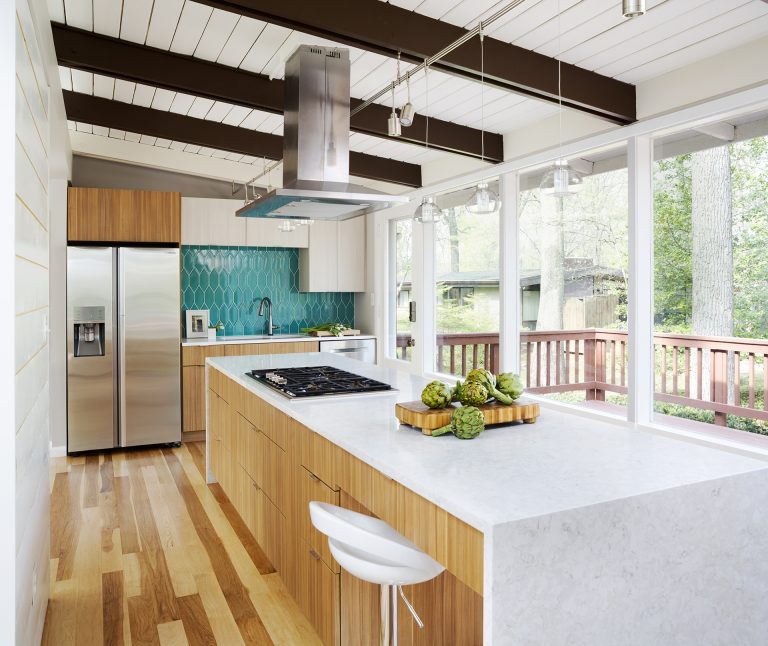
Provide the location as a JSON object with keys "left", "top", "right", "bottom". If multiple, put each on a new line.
{"left": 67, "top": 246, "right": 181, "bottom": 452}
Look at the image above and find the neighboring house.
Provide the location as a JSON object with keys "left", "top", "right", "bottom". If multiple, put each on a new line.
{"left": 397, "top": 259, "right": 624, "bottom": 330}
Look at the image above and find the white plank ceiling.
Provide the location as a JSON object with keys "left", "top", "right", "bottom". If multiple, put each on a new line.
{"left": 50, "top": 0, "right": 768, "bottom": 173}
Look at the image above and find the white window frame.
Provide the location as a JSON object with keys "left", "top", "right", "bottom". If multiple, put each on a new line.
{"left": 378, "top": 83, "right": 768, "bottom": 457}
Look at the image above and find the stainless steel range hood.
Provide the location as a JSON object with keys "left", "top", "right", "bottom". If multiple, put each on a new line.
{"left": 237, "top": 45, "right": 408, "bottom": 221}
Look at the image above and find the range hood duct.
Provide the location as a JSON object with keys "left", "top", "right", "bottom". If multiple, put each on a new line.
{"left": 237, "top": 45, "right": 408, "bottom": 221}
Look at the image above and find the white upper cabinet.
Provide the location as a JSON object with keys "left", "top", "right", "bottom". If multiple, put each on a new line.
{"left": 181, "top": 197, "right": 308, "bottom": 248}
{"left": 299, "top": 216, "right": 365, "bottom": 292}
{"left": 246, "top": 218, "right": 308, "bottom": 248}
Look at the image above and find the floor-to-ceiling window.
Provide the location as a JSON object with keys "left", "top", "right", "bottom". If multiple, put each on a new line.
{"left": 518, "top": 147, "right": 629, "bottom": 418}
{"left": 384, "top": 95, "right": 768, "bottom": 448}
{"left": 652, "top": 115, "right": 768, "bottom": 437}
{"left": 431, "top": 181, "right": 500, "bottom": 378}
{"left": 389, "top": 218, "right": 414, "bottom": 363}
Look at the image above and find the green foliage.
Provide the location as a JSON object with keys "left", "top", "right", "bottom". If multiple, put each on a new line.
{"left": 653, "top": 155, "right": 693, "bottom": 328}
{"left": 653, "top": 136, "right": 768, "bottom": 338}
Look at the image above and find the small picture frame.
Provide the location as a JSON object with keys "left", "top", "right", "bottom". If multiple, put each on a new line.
{"left": 185, "top": 309, "right": 210, "bottom": 339}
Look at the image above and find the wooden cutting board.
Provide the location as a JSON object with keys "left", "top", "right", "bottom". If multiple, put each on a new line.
{"left": 307, "top": 329, "right": 361, "bottom": 337}
{"left": 396, "top": 400, "right": 540, "bottom": 435}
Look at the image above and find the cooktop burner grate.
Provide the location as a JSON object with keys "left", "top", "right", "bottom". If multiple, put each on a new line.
{"left": 246, "top": 366, "right": 392, "bottom": 398}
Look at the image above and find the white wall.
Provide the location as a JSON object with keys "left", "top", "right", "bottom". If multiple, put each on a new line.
{"left": 1, "top": 0, "right": 17, "bottom": 642}
{"left": 12, "top": 0, "right": 71, "bottom": 643}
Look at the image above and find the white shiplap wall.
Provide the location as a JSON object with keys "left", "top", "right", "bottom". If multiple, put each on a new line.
{"left": 15, "top": 0, "right": 52, "bottom": 644}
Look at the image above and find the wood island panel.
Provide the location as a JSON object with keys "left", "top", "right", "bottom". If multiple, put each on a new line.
{"left": 206, "top": 365, "right": 485, "bottom": 646}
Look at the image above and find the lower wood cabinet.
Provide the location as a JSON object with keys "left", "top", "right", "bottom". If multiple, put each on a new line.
{"left": 207, "top": 366, "right": 485, "bottom": 646}
{"left": 182, "top": 341, "right": 318, "bottom": 436}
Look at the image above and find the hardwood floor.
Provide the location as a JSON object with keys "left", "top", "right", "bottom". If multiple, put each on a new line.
{"left": 42, "top": 442, "right": 323, "bottom": 646}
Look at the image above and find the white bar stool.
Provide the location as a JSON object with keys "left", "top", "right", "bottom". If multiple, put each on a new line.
{"left": 309, "top": 501, "right": 445, "bottom": 646}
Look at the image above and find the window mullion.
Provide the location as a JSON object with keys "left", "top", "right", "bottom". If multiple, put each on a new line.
{"left": 627, "top": 135, "right": 655, "bottom": 425}
{"left": 500, "top": 171, "right": 520, "bottom": 374}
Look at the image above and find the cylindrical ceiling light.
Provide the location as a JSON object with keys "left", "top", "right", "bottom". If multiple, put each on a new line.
{"left": 413, "top": 196, "right": 439, "bottom": 223}
{"left": 400, "top": 101, "right": 415, "bottom": 128}
{"left": 622, "top": 0, "right": 646, "bottom": 18}
{"left": 400, "top": 74, "right": 415, "bottom": 127}
{"left": 388, "top": 83, "right": 401, "bottom": 137}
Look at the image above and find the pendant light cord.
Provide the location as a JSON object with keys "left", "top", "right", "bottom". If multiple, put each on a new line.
{"left": 425, "top": 58, "right": 429, "bottom": 150}
{"left": 557, "top": 0, "right": 562, "bottom": 161}
{"left": 480, "top": 24, "right": 485, "bottom": 162}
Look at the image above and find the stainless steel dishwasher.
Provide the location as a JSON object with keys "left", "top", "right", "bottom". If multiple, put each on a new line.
{"left": 318, "top": 338, "right": 376, "bottom": 363}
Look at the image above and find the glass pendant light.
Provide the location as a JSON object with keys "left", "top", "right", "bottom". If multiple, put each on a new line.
{"left": 413, "top": 196, "right": 439, "bottom": 223}
{"left": 539, "top": 0, "right": 583, "bottom": 199}
{"left": 464, "top": 25, "right": 500, "bottom": 214}
{"left": 465, "top": 182, "right": 500, "bottom": 214}
{"left": 540, "top": 160, "right": 584, "bottom": 198}
{"left": 277, "top": 220, "right": 297, "bottom": 233}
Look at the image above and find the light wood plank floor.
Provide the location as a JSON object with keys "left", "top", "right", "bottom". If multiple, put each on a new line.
{"left": 42, "top": 442, "right": 323, "bottom": 646}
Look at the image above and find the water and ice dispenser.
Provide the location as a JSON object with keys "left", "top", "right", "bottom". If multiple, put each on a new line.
{"left": 73, "top": 306, "right": 106, "bottom": 357}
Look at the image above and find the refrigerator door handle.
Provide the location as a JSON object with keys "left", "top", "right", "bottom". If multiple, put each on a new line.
{"left": 118, "top": 255, "right": 127, "bottom": 448}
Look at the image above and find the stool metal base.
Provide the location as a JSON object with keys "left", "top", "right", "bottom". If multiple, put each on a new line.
{"left": 380, "top": 584, "right": 423, "bottom": 646}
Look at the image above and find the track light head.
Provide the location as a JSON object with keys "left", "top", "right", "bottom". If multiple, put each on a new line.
{"left": 399, "top": 102, "right": 415, "bottom": 127}
{"left": 622, "top": 0, "right": 646, "bottom": 18}
{"left": 388, "top": 109, "right": 402, "bottom": 137}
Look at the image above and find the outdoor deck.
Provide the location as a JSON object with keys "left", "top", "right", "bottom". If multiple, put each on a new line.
{"left": 397, "top": 329, "right": 768, "bottom": 428}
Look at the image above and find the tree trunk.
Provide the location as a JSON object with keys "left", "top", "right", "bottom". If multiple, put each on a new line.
{"left": 446, "top": 211, "right": 460, "bottom": 273}
{"left": 690, "top": 146, "right": 733, "bottom": 417}
{"left": 536, "top": 197, "right": 565, "bottom": 331}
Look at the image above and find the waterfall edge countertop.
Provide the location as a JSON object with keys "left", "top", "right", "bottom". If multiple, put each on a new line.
{"left": 182, "top": 333, "right": 375, "bottom": 347}
{"left": 208, "top": 352, "right": 768, "bottom": 645}
{"left": 207, "top": 352, "right": 768, "bottom": 532}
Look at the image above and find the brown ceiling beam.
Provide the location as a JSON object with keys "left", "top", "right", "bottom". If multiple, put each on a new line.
{"left": 53, "top": 24, "right": 503, "bottom": 162}
{"left": 62, "top": 91, "right": 422, "bottom": 187}
{"left": 193, "top": 0, "right": 636, "bottom": 125}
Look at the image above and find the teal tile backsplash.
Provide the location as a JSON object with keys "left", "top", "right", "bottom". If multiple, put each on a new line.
{"left": 181, "top": 246, "right": 354, "bottom": 336}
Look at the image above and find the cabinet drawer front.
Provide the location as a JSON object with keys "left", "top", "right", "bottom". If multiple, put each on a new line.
{"left": 259, "top": 433, "right": 288, "bottom": 513}
{"left": 294, "top": 466, "right": 339, "bottom": 573}
{"left": 296, "top": 422, "right": 338, "bottom": 489}
{"left": 183, "top": 366, "right": 205, "bottom": 433}
{"left": 289, "top": 537, "right": 340, "bottom": 646}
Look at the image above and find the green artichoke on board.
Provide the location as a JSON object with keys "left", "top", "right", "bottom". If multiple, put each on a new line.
{"left": 465, "top": 368, "right": 514, "bottom": 405}
{"left": 432, "top": 406, "right": 485, "bottom": 440}
{"left": 421, "top": 380, "right": 453, "bottom": 409}
{"left": 496, "top": 373, "right": 524, "bottom": 400}
{"left": 458, "top": 380, "right": 489, "bottom": 407}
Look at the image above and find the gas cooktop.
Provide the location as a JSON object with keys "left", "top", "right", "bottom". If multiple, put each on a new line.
{"left": 246, "top": 366, "right": 393, "bottom": 399}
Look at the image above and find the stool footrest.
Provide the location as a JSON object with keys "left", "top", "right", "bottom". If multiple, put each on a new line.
{"left": 398, "top": 586, "right": 424, "bottom": 629}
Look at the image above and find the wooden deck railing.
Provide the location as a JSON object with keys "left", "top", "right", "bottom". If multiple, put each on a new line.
{"left": 396, "top": 329, "right": 768, "bottom": 426}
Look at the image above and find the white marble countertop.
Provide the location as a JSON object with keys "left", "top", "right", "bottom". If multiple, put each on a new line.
{"left": 182, "top": 333, "right": 375, "bottom": 347}
{"left": 207, "top": 352, "right": 768, "bottom": 533}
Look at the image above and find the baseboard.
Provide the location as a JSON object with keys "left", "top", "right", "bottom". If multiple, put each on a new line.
{"left": 49, "top": 442, "right": 66, "bottom": 457}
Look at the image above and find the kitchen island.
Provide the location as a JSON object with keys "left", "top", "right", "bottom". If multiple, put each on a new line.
{"left": 206, "top": 352, "right": 768, "bottom": 646}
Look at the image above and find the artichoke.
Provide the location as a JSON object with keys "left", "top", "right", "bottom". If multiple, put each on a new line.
{"left": 466, "top": 368, "right": 514, "bottom": 405}
{"left": 432, "top": 406, "right": 485, "bottom": 440}
{"left": 466, "top": 369, "right": 496, "bottom": 389}
{"left": 497, "top": 373, "right": 524, "bottom": 400}
{"left": 421, "top": 380, "right": 453, "bottom": 409}
{"left": 458, "top": 380, "right": 488, "bottom": 407}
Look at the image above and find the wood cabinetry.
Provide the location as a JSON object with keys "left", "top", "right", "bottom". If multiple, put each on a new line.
{"left": 207, "top": 365, "right": 485, "bottom": 646}
{"left": 299, "top": 217, "right": 365, "bottom": 292}
{"left": 181, "top": 197, "right": 309, "bottom": 248}
{"left": 181, "top": 341, "right": 318, "bottom": 437}
{"left": 68, "top": 187, "right": 181, "bottom": 243}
